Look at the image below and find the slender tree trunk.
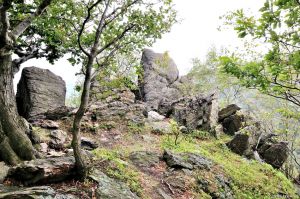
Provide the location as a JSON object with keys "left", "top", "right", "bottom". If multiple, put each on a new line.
{"left": 72, "top": 57, "right": 94, "bottom": 179}
{"left": 0, "top": 54, "right": 36, "bottom": 165}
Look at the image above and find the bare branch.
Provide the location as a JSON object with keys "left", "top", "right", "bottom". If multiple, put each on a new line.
{"left": 78, "top": 0, "right": 104, "bottom": 57}
{"left": 11, "top": 0, "right": 53, "bottom": 40}
{"left": 91, "top": 0, "right": 111, "bottom": 55}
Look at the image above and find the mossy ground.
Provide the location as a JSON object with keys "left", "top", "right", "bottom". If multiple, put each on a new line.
{"left": 57, "top": 118, "right": 299, "bottom": 198}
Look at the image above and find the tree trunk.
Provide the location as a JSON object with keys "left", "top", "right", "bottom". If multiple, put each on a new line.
{"left": 0, "top": 54, "right": 36, "bottom": 165}
{"left": 72, "top": 57, "right": 94, "bottom": 180}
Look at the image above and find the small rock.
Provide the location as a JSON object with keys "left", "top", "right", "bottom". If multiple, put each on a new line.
{"left": 81, "top": 137, "right": 99, "bottom": 150}
{"left": 47, "top": 150, "right": 66, "bottom": 157}
{"left": 147, "top": 121, "right": 172, "bottom": 134}
{"left": 218, "top": 104, "right": 241, "bottom": 122}
{"left": 163, "top": 150, "right": 193, "bottom": 170}
{"left": 157, "top": 188, "right": 173, "bottom": 199}
{"left": 40, "top": 143, "right": 48, "bottom": 153}
{"left": 31, "top": 120, "right": 60, "bottom": 129}
{"left": 45, "top": 106, "right": 74, "bottom": 120}
{"left": 222, "top": 114, "right": 244, "bottom": 135}
{"left": 179, "top": 126, "right": 188, "bottom": 134}
{"left": 49, "top": 130, "right": 67, "bottom": 149}
{"left": 129, "top": 151, "right": 161, "bottom": 168}
{"left": 163, "top": 150, "right": 213, "bottom": 170}
{"left": 226, "top": 125, "right": 261, "bottom": 157}
{"left": 147, "top": 111, "right": 165, "bottom": 122}
{"left": 0, "top": 162, "right": 9, "bottom": 183}
{"left": 259, "top": 142, "right": 289, "bottom": 169}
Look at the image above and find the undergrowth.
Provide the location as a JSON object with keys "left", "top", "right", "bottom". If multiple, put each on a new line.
{"left": 161, "top": 135, "right": 298, "bottom": 198}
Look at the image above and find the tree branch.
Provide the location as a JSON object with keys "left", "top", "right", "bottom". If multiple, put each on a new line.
{"left": 11, "top": 0, "right": 53, "bottom": 40}
{"left": 91, "top": 0, "right": 111, "bottom": 55}
{"left": 77, "top": 0, "right": 104, "bottom": 57}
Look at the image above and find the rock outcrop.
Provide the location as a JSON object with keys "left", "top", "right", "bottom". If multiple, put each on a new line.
{"left": 139, "top": 49, "right": 182, "bottom": 110}
{"left": 88, "top": 88, "right": 146, "bottom": 124}
{"left": 159, "top": 93, "right": 218, "bottom": 131}
{"left": 227, "top": 123, "right": 289, "bottom": 168}
{"left": 138, "top": 49, "right": 218, "bottom": 132}
{"left": 16, "top": 67, "right": 66, "bottom": 119}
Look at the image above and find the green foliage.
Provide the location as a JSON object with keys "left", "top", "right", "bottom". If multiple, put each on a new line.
{"left": 92, "top": 148, "right": 143, "bottom": 196}
{"left": 98, "top": 122, "right": 115, "bottom": 130}
{"left": 187, "top": 47, "right": 242, "bottom": 107}
{"left": 220, "top": 0, "right": 300, "bottom": 107}
{"left": 170, "top": 119, "right": 181, "bottom": 145}
{"left": 188, "top": 130, "right": 211, "bottom": 140}
{"left": 127, "top": 121, "right": 144, "bottom": 134}
{"left": 10, "top": 0, "right": 80, "bottom": 64}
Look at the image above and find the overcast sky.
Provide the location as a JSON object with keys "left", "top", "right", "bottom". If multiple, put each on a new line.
{"left": 14, "top": 0, "right": 263, "bottom": 96}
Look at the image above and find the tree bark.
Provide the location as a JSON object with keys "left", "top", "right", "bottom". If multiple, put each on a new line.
{"left": 0, "top": 54, "right": 36, "bottom": 165}
{"left": 72, "top": 57, "right": 94, "bottom": 180}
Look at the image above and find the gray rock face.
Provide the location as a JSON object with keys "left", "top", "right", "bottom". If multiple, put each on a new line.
{"left": 163, "top": 150, "right": 213, "bottom": 170}
{"left": 227, "top": 124, "right": 289, "bottom": 168}
{"left": 88, "top": 169, "right": 140, "bottom": 199}
{"left": 8, "top": 156, "right": 75, "bottom": 185}
{"left": 0, "top": 186, "right": 77, "bottom": 199}
{"left": 129, "top": 151, "right": 161, "bottom": 168}
{"left": 88, "top": 89, "right": 146, "bottom": 124}
{"left": 16, "top": 67, "right": 66, "bottom": 119}
{"left": 226, "top": 124, "right": 262, "bottom": 157}
{"left": 218, "top": 104, "right": 244, "bottom": 135}
{"left": 159, "top": 93, "right": 218, "bottom": 131}
{"left": 139, "top": 49, "right": 181, "bottom": 110}
{"left": 218, "top": 104, "right": 241, "bottom": 122}
{"left": 0, "top": 162, "right": 9, "bottom": 183}
{"left": 258, "top": 141, "right": 289, "bottom": 169}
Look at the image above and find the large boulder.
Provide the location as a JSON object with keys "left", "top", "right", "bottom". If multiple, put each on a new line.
{"left": 226, "top": 124, "right": 262, "bottom": 157}
{"left": 139, "top": 49, "right": 182, "bottom": 110}
{"left": 227, "top": 123, "right": 289, "bottom": 168}
{"left": 16, "top": 67, "right": 66, "bottom": 119}
{"left": 258, "top": 141, "right": 289, "bottom": 169}
{"left": 8, "top": 156, "right": 75, "bottom": 185}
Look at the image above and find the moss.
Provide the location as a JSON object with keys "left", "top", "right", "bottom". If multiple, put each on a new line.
{"left": 92, "top": 148, "right": 143, "bottom": 196}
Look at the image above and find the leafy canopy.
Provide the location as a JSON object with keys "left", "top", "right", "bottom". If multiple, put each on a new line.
{"left": 219, "top": 0, "right": 300, "bottom": 107}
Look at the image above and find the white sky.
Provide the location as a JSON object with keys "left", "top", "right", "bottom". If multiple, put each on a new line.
{"left": 14, "top": 0, "right": 263, "bottom": 96}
